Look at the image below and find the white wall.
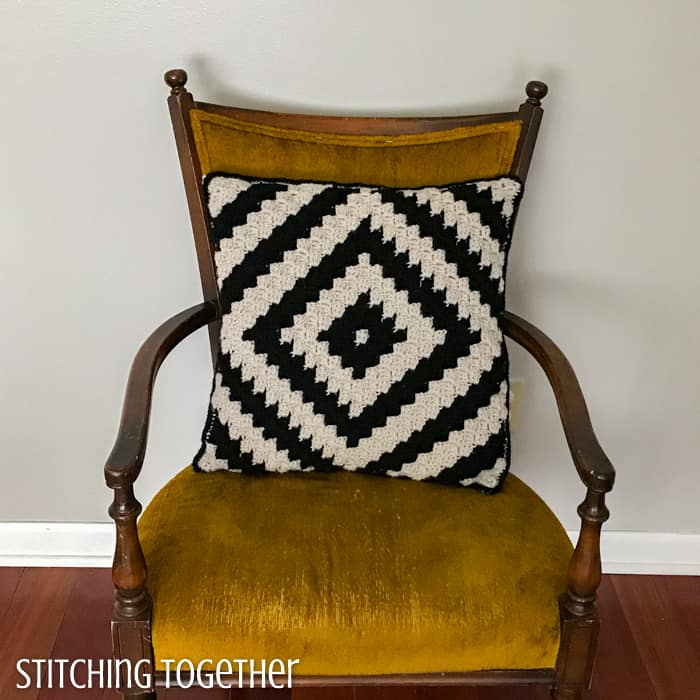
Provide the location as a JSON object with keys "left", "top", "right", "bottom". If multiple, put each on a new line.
{"left": 0, "top": 1, "right": 698, "bottom": 533}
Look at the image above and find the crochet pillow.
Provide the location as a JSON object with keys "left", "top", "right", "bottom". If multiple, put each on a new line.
{"left": 194, "top": 173, "right": 523, "bottom": 492}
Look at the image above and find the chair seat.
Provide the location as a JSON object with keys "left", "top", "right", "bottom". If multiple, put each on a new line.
{"left": 139, "top": 467, "right": 572, "bottom": 676}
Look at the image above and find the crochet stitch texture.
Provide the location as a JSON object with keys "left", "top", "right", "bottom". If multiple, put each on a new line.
{"left": 194, "top": 173, "right": 522, "bottom": 491}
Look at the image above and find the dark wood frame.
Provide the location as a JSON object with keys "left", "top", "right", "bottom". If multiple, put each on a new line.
{"left": 104, "top": 69, "right": 615, "bottom": 699}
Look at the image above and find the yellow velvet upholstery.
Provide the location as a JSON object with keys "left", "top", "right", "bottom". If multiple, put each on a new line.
{"left": 189, "top": 109, "right": 522, "bottom": 186}
{"left": 139, "top": 468, "right": 571, "bottom": 675}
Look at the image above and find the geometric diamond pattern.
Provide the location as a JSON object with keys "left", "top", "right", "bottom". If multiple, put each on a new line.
{"left": 194, "top": 173, "right": 523, "bottom": 492}
{"left": 318, "top": 292, "right": 407, "bottom": 381}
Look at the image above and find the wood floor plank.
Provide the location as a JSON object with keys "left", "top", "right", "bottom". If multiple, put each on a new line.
{"left": 36, "top": 568, "right": 114, "bottom": 700}
{"left": 0, "top": 567, "right": 78, "bottom": 700}
{"left": 658, "top": 575, "right": 700, "bottom": 663}
{"left": 588, "top": 575, "right": 658, "bottom": 700}
{"left": 613, "top": 574, "right": 700, "bottom": 699}
{"left": 0, "top": 567, "right": 24, "bottom": 625}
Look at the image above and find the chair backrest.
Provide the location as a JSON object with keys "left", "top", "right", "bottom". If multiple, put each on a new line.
{"left": 164, "top": 68, "right": 547, "bottom": 363}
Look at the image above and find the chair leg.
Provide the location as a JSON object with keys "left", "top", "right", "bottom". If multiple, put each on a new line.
{"left": 553, "top": 488, "right": 608, "bottom": 699}
{"left": 111, "top": 590, "right": 156, "bottom": 699}
{"left": 109, "top": 484, "right": 156, "bottom": 697}
{"left": 552, "top": 593, "right": 599, "bottom": 700}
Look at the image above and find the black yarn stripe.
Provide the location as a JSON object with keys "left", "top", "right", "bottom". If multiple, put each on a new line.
{"left": 193, "top": 406, "right": 262, "bottom": 474}
{"left": 214, "top": 350, "right": 504, "bottom": 478}
{"left": 247, "top": 216, "right": 473, "bottom": 351}
{"left": 217, "top": 364, "right": 341, "bottom": 472}
{"left": 243, "top": 215, "right": 471, "bottom": 338}
{"left": 317, "top": 292, "right": 408, "bottom": 379}
{"left": 208, "top": 181, "right": 289, "bottom": 247}
{"left": 245, "top": 221, "right": 480, "bottom": 445}
{"left": 429, "top": 421, "right": 509, "bottom": 485}
{"left": 380, "top": 189, "right": 505, "bottom": 314}
{"left": 193, "top": 371, "right": 222, "bottom": 470}
{"left": 192, "top": 432, "right": 208, "bottom": 471}
{"left": 218, "top": 186, "right": 353, "bottom": 306}
{"left": 361, "top": 345, "right": 507, "bottom": 474}
{"left": 209, "top": 410, "right": 264, "bottom": 473}
{"left": 447, "top": 181, "right": 520, "bottom": 249}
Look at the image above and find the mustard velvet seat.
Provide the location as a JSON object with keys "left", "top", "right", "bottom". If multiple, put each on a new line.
{"left": 139, "top": 467, "right": 572, "bottom": 675}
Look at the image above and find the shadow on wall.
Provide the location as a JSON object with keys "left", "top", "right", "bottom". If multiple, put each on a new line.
{"left": 186, "top": 53, "right": 563, "bottom": 117}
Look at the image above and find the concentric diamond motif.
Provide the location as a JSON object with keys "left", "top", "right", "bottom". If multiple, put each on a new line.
{"left": 280, "top": 253, "right": 446, "bottom": 416}
{"left": 195, "top": 173, "right": 523, "bottom": 492}
{"left": 318, "top": 293, "right": 407, "bottom": 381}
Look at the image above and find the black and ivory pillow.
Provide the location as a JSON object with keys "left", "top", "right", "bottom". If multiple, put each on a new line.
{"left": 194, "top": 172, "right": 523, "bottom": 492}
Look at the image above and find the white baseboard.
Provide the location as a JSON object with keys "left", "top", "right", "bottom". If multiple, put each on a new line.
{"left": 589, "top": 530, "right": 700, "bottom": 575}
{"left": 0, "top": 522, "right": 114, "bottom": 568}
{"left": 0, "top": 523, "right": 698, "bottom": 574}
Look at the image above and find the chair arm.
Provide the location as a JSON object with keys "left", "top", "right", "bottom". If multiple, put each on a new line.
{"left": 104, "top": 300, "right": 219, "bottom": 489}
{"left": 502, "top": 310, "right": 615, "bottom": 629}
{"left": 104, "top": 301, "right": 219, "bottom": 615}
{"left": 501, "top": 310, "right": 615, "bottom": 493}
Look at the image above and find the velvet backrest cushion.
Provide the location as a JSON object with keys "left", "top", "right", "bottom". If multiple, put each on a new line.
{"left": 189, "top": 109, "right": 522, "bottom": 187}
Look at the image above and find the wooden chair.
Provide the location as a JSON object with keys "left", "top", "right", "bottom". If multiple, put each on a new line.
{"left": 104, "top": 68, "right": 615, "bottom": 699}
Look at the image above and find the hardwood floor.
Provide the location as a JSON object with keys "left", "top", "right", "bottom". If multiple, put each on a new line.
{"left": 0, "top": 569, "right": 697, "bottom": 699}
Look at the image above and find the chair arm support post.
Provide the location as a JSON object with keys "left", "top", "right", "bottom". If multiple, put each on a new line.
{"left": 109, "top": 484, "right": 148, "bottom": 613}
{"left": 103, "top": 301, "right": 219, "bottom": 650}
{"left": 567, "top": 487, "right": 609, "bottom": 615}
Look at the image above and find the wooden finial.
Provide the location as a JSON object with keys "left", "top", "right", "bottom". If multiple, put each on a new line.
{"left": 164, "top": 68, "right": 188, "bottom": 95}
{"left": 525, "top": 80, "right": 548, "bottom": 105}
